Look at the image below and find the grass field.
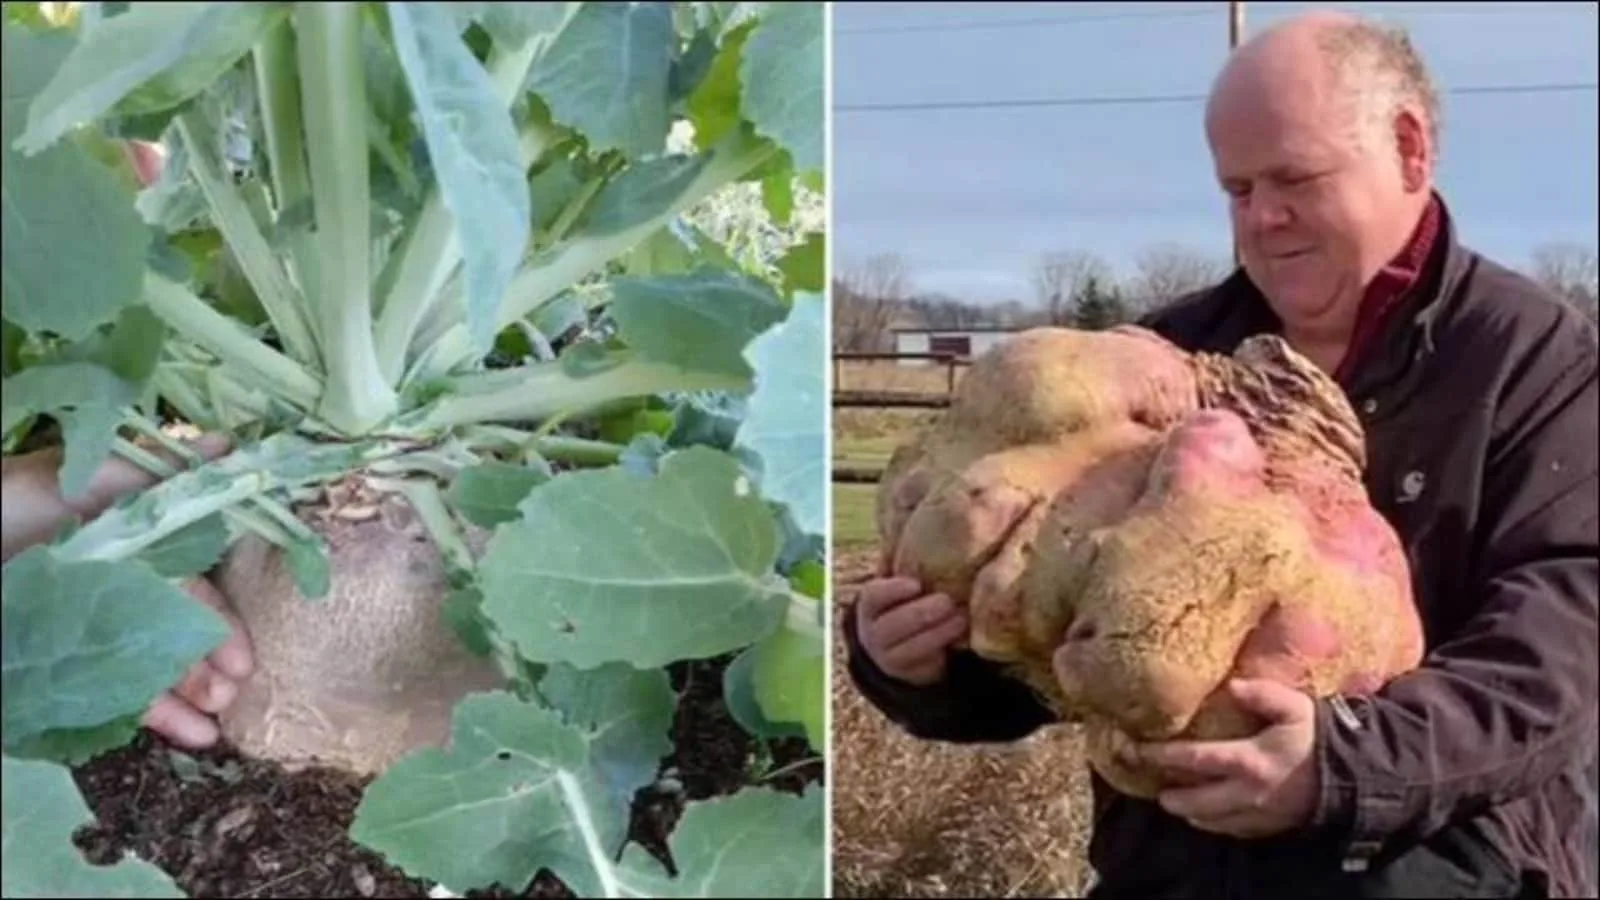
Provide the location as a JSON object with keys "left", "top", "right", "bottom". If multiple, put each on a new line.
{"left": 829, "top": 359, "right": 1095, "bottom": 897}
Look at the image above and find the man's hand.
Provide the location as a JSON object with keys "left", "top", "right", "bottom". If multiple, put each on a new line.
{"left": 1125, "top": 678, "right": 1320, "bottom": 839}
{"left": 1, "top": 435, "right": 256, "bottom": 749}
{"left": 854, "top": 576, "right": 969, "bottom": 687}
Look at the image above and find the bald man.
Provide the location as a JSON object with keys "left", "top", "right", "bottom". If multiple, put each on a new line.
{"left": 843, "top": 11, "right": 1597, "bottom": 899}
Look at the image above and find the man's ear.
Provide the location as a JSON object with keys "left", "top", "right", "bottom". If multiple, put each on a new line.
{"left": 1393, "top": 107, "right": 1430, "bottom": 193}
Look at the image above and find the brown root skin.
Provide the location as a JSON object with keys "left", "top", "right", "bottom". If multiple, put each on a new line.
{"left": 215, "top": 475, "right": 504, "bottom": 776}
{"left": 874, "top": 326, "right": 1424, "bottom": 799}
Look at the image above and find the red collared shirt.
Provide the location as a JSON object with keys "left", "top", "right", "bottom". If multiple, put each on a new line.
{"left": 1334, "top": 194, "right": 1443, "bottom": 382}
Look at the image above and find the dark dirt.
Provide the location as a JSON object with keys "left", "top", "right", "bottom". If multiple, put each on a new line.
{"left": 69, "top": 655, "right": 822, "bottom": 899}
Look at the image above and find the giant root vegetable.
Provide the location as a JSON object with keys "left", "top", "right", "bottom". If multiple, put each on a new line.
{"left": 876, "top": 326, "right": 1424, "bottom": 798}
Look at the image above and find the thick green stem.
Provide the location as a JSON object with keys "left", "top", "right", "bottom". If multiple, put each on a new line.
{"left": 294, "top": 2, "right": 396, "bottom": 434}
{"left": 409, "top": 356, "right": 748, "bottom": 433}
{"left": 457, "top": 426, "right": 623, "bottom": 466}
{"left": 252, "top": 17, "right": 322, "bottom": 344}
{"left": 143, "top": 273, "right": 321, "bottom": 411}
{"left": 385, "top": 477, "right": 475, "bottom": 577}
{"left": 174, "top": 110, "right": 318, "bottom": 367}
{"left": 54, "top": 436, "right": 406, "bottom": 563}
{"left": 407, "top": 133, "right": 778, "bottom": 383}
{"left": 110, "top": 435, "right": 299, "bottom": 552}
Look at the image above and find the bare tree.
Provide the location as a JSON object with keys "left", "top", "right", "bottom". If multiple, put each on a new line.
{"left": 1032, "top": 250, "right": 1112, "bottom": 326}
{"left": 832, "top": 254, "right": 912, "bottom": 352}
{"left": 908, "top": 292, "right": 991, "bottom": 329}
{"left": 1529, "top": 243, "right": 1598, "bottom": 322}
{"left": 1126, "top": 243, "right": 1230, "bottom": 315}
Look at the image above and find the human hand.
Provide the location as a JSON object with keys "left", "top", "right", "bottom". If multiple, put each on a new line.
{"left": 1123, "top": 678, "right": 1320, "bottom": 839}
{"left": 853, "top": 576, "right": 969, "bottom": 687}
{"left": 0, "top": 435, "right": 256, "bottom": 749}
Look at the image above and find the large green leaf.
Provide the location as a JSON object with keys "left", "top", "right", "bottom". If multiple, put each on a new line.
{"left": 388, "top": 1, "right": 531, "bottom": 351}
{"left": 609, "top": 268, "right": 786, "bottom": 379}
{"left": 348, "top": 691, "right": 619, "bottom": 897}
{"left": 733, "top": 294, "right": 825, "bottom": 536}
{"left": 739, "top": 2, "right": 822, "bottom": 172}
{"left": 685, "top": 18, "right": 753, "bottom": 149}
{"left": 134, "top": 513, "right": 229, "bottom": 578}
{"left": 478, "top": 447, "right": 789, "bottom": 669}
{"left": 3, "top": 715, "right": 142, "bottom": 766}
{"left": 13, "top": 2, "right": 288, "bottom": 155}
{"left": 453, "top": 2, "right": 573, "bottom": 52}
{"left": 580, "top": 153, "right": 708, "bottom": 237}
{"left": 1, "top": 756, "right": 184, "bottom": 898}
{"left": 2, "top": 24, "right": 151, "bottom": 343}
{"left": 0, "top": 548, "right": 231, "bottom": 748}
{"left": 722, "top": 645, "right": 805, "bottom": 743}
{"left": 0, "top": 362, "right": 137, "bottom": 497}
{"left": 538, "top": 663, "right": 676, "bottom": 846}
{"left": 777, "top": 231, "right": 824, "bottom": 295}
{"left": 751, "top": 624, "right": 823, "bottom": 751}
{"left": 614, "top": 786, "right": 826, "bottom": 898}
{"left": 525, "top": 1, "right": 674, "bottom": 158}
{"left": 445, "top": 458, "right": 552, "bottom": 528}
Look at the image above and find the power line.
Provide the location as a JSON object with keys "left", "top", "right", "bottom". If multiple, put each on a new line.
{"left": 832, "top": 3, "right": 1577, "bottom": 37}
{"left": 835, "top": 82, "right": 1599, "bottom": 114}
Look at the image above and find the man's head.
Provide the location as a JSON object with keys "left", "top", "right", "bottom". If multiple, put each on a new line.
{"left": 1205, "top": 11, "right": 1438, "bottom": 338}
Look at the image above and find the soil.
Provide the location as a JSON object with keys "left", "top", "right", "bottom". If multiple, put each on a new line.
{"left": 69, "top": 655, "right": 822, "bottom": 899}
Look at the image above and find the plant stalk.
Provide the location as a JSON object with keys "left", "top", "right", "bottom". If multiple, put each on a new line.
{"left": 410, "top": 357, "right": 748, "bottom": 433}
{"left": 372, "top": 49, "right": 554, "bottom": 385}
{"left": 407, "top": 132, "right": 778, "bottom": 382}
{"left": 294, "top": 1, "right": 396, "bottom": 434}
{"left": 252, "top": 17, "right": 322, "bottom": 346}
{"left": 174, "top": 110, "right": 319, "bottom": 367}
{"left": 142, "top": 273, "right": 322, "bottom": 411}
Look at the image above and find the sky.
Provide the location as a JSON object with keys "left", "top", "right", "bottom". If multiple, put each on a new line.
{"left": 831, "top": 1, "right": 1600, "bottom": 304}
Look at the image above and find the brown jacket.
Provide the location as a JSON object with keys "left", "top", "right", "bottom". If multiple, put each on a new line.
{"left": 843, "top": 198, "right": 1599, "bottom": 898}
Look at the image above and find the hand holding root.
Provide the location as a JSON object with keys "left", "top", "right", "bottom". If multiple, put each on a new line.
{"left": 1, "top": 434, "right": 256, "bottom": 749}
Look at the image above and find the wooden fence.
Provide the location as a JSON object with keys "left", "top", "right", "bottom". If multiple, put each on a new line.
{"left": 831, "top": 352, "right": 971, "bottom": 483}
{"left": 830, "top": 352, "right": 970, "bottom": 410}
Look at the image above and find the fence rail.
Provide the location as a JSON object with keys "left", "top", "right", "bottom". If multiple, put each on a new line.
{"left": 831, "top": 352, "right": 969, "bottom": 482}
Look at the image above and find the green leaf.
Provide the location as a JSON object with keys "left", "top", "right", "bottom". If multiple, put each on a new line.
{"left": 459, "top": 2, "right": 572, "bottom": 52}
{"left": 349, "top": 691, "right": 612, "bottom": 896}
{"left": 272, "top": 528, "right": 328, "bottom": 600}
{"left": 752, "top": 623, "right": 823, "bottom": 750}
{"left": 478, "top": 447, "right": 788, "bottom": 669}
{"left": 1, "top": 548, "right": 231, "bottom": 748}
{"left": 580, "top": 153, "right": 709, "bottom": 237}
{"left": 617, "top": 432, "right": 667, "bottom": 476}
{"left": 13, "top": 2, "right": 289, "bottom": 154}
{"left": 3, "top": 24, "right": 151, "bottom": 343}
{"left": 739, "top": 1, "right": 822, "bottom": 172}
{"left": 667, "top": 391, "right": 746, "bottom": 451}
{"left": 528, "top": 155, "right": 584, "bottom": 234}
{"left": 763, "top": 167, "right": 794, "bottom": 226}
{"left": 388, "top": 1, "right": 531, "bottom": 352}
{"left": 525, "top": 1, "right": 674, "bottom": 158}
{"left": 4, "top": 715, "right": 141, "bottom": 766}
{"left": 685, "top": 18, "right": 753, "bottom": 148}
{"left": 669, "top": 25, "right": 717, "bottom": 105}
{"left": 722, "top": 645, "right": 805, "bottom": 743}
{"left": 538, "top": 663, "right": 675, "bottom": 844}
{"left": 609, "top": 268, "right": 787, "bottom": 379}
{"left": 777, "top": 231, "right": 824, "bottom": 295}
{"left": 446, "top": 459, "right": 552, "bottom": 528}
{"left": 135, "top": 512, "right": 228, "bottom": 578}
{"left": 615, "top": 786, "right": 825, "bottom": 897}
{"left": 440, "top": 585, "right": 495, "bottom": 658}
{"left": 788, "top": 559, "right": 825, "bottom": 599}
{"left": 1, "top": 756, "right": 185, "bottom": 898}
{"left": 733, "top": 294, "right": 825, "bottom": 536}
{"left": 0, "top": 362, "right": 136, "bottom": 498}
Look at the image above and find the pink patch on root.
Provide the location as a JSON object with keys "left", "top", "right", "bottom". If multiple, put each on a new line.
{"left": 1232, "top": 602, "right": 1344, "bottom": 688}
{"left": 1149, "top": 409, "right": 1266, "bottom": 499}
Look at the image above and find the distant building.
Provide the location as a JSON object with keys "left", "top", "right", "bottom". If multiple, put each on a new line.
{"left": 891, "top": 327, "right": 1018, "bottom": 363}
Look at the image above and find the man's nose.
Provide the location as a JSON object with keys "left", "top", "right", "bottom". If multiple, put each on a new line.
{"left": 1239, "top": 187, "right": 1294, "bottom": 233}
